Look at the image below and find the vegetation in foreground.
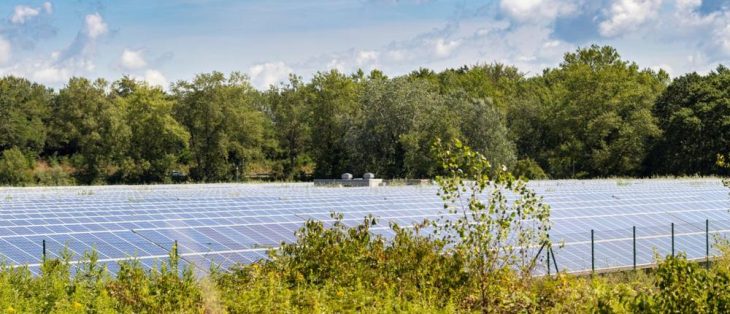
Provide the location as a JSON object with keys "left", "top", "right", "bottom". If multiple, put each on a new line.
{"left": 4, "top": 224, "right": 730, "bottom": 313}
{"left": 1, "top": 140, "right": 729, "bottom": 313}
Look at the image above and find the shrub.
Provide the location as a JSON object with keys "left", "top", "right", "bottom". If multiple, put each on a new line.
{"left": 0, "top": 147, "right": 34, "bottom": 186}
{"left": 512, "top": 158, "right": 549, "bottom": 180}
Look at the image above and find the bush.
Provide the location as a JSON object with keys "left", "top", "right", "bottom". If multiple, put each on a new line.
{"left": 0, "top": 147, "right": 34, "bottom": 186}
{"left": 512, "top": 158, "right": 548, "bottom": 180}
{"left": 33, "top": 159, "right": 74, "bottom": 186}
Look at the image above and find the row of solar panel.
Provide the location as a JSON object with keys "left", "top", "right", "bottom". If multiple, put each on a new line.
{"left": 0, "top": 179, "right": 727, "bottom": 274}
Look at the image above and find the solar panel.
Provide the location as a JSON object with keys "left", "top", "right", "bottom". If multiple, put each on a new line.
{"left": 0, "top": 179, "right": 728, "bottom": 275}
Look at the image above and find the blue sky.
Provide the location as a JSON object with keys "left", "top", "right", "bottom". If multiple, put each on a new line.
{"left": 0, "top": 0, "right": 729, "bottom": 89}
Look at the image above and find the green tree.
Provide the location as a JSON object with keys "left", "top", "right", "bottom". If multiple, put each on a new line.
{"left": 173, "top": 72, "right": 269, "bottom": 181}
{"left": 265, "top": 75, "right": 311, "bottom": 179}
{"left": 115, "top": 80, "right": 190, "bottom": 183}
{"left": 0, "top": 76, "right": 51, "bottom": 154}
{"left": 512, "top": 45, "right": 666, "bottom": 178}
{"left": 452, "top": 95, "right": 516, "bottom": 170}
{"left": 48, "top": 78, "right": 129, "bottom": 184}
{"left": 434, "top": 138, "right": 551, "bottom": 312}
{"left": 0, "top": 147, "right": 34, "bottom": 186}
{"left": 307, "top": 70, "right": 360, "bottom": 178}
{"left": 348, "top": 78, "right": 458, "bottom": 178}
{"left": 435, "top": 63, "right": 522, "bottom": 112}
{"left": 648, "top": 66, "right": 730, "bottom": 176}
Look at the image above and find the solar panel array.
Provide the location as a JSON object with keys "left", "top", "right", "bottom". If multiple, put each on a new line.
{"left": 0, "top": 179, "right": 728, "bottom": 275}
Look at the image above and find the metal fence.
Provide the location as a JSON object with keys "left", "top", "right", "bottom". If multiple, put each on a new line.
{"left": 542, "top": 218, "right": 728, "bottom": 275}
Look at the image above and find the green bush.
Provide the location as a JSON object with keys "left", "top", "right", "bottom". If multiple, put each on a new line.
{"left": 0, "top": 219, "right": 728, "bottom": 313}
{"left": 0, "top": 147, "right": 34, "bottom": 186}
{"left": 512, "top": 158, "right": 549, "bottom": 180}
{"left": 33, "top": 159, "right": 74, "bottom": 186}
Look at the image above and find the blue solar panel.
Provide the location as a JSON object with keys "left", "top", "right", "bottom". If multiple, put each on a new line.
{"left": 0, "top": 179, "right": 728, "bottom": 274}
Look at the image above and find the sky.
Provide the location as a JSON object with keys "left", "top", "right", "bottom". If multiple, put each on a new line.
{"left": 0, "top": 0, "right": 728, "bottom": 89}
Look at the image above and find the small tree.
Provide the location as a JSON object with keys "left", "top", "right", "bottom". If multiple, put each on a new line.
{"left": 433, "top": 138, "right": 551, "bottom": 313}
{"left": 0, "top": 147, "right": 33, "bottom": 186}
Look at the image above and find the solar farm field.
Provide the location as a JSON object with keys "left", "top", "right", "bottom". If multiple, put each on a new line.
{"left": 0, "top": 178, "right": 728, "bottom": 275}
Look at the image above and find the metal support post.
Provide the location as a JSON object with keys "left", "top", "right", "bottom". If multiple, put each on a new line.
{"left": 671, "top": 223, "right": 675, "bottom": 257}
{"left": 591, "top": 229, "right": 596, "bottom": 273}
{"left": 633, "top": 226, "right": 636, "bottom": 270}
{"left": 706, "top": 219, "right": 710, "bottom": 269}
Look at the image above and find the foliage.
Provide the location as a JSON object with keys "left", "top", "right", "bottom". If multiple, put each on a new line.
{"left": 510, "top": 45, "right": 666, "bottom": 178}
{"left": 172, "top": 72, "right": 270, "bottom": 182}
{"left": 307, "top": 70, "right": 360, "bottom": 179}
{"left": 650, "top": 67, "right": 730, "bottom": 176}
{"left": 434, "top": 138, "right": 551, "bottom": 312}
{"left": 453, "top": 96, "right": 516, "bottom": 169}
{"left": 512, "top": 158, "right": 549, "bottom": 180}
{"left": 48, "top": 77, "right": 129, "bottom": 184}
{"left": 349, "top": 76, "right": 458, "bottom": 178}
{"left": 33, "top": 158, "right": 75, "bottom": 186}
{"left": 0, "top": 45, "right": 730, "bottom": 186}
{"left": 0, "top": 76, "right": 51, "bottom": 154}
{"left": 0, "top": 147, "right": 34, "bottom": 186}
{"left": 116, "top": 81, "right": 190, "bottom": 183}
{"left": 265, "top": 75, "right": 312, "bottom": 180}
{"left": 2, "top": 219, "right": 730, "bottom": 312}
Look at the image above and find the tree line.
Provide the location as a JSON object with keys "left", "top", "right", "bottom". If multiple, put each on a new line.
{"left": 0, "top": 44, "right": 728, "bottom": 185}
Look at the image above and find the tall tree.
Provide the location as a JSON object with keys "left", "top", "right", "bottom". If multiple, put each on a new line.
{"left": 436, "top": 63, "right": 522, "bottom": 111}
{"left": 512, "top": 45, "right": 667, "bottom": 178}
{"left": 266, "top": 75, "right": 311, "bottom": 179}
{"left": 0, "top": 76, "right": 51, "bottom": 154}
{"left": 48, "top": 78, "right": 128, "bottom": 183}
{"left": 172, "top": 72, "right": 269, "bottom": 181}
{"left": 352, "top": 76, "right": 423, "bottom": 177}
{"left": 115, "top": 80, "right": 190, "bottom": 183}
{"left": 307, "top": 70, "right": 360, "bottom": 178}
{"left": 453, "top": 95, "right": 516, "bottom": 169}
{"left": 648, "top": 66, "right": 730, "bottom": 175}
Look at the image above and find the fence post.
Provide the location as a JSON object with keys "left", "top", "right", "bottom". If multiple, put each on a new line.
{"left": 633, "top": 226, "right": 636, "bottom": 270}
{"left": 42, "top": 239, "right": 46, "bottom": 261}
{"left": 671, "top": 222, "right": 675, "bottom": 257}
{"left": 591, "top": 229, "right": 596, "bottom": 273}
{"left": 547, "top": 246, "right": 551, "bottom": 276}
{"left": 706, "top": 219, "right": 710, "bottom": 269}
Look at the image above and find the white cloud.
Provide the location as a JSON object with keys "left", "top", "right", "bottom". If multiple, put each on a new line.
{"left": 142, "top": 70, "right": 168, "bottom": 87}
{"left": 9, "top": 2, "right": 53, "bottom": 24}
{"left": 8, "top": 11, "right": 112, "bottom": 86}
{"left": 0, "top": 37, "right": 10, "bottom": 64}
{"left": 32, "top": 66, "right": 67, "bottom": 83}
{"left": 85, "top": 13, "right": 108, "bottom": 39}
{"left": 43, "top": 2, "right": 53, "bottom": 14}
{"left": 500, "top": 0, "right": 579, "bottom": 23}
{"left": 355, "top": 50, "right": 378, "bottom": 66}
{"left": 248, "top": 61, "right": 293, "bottom": 89}
{"left": 120, "top": 49, "right": 147, "bottom": 70}
{"left": 385, "top": 49, "right": 407, "bottom": 62}
{"left": 599, "top": 0, "right": 664, "bottom": 37}
{"left": 11, "top": 5, "right": 40, "bottom": 24}
{"left": 433, "top": 38, "right": 460, "bottom": 58}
